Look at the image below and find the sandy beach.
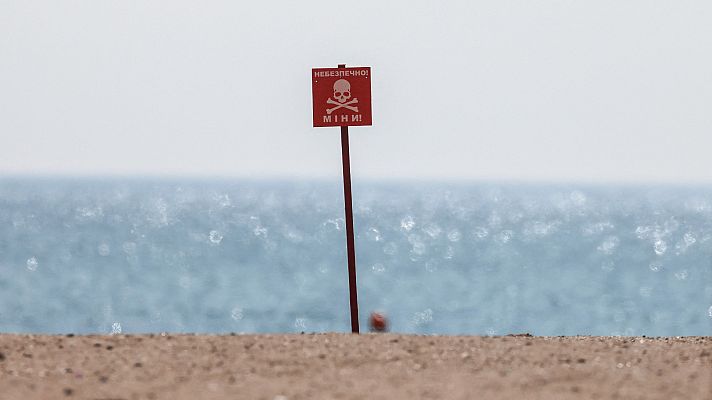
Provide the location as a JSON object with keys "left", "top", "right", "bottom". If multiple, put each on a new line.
{"left": 0, "top": 333, "right": 710, "bottom": 400}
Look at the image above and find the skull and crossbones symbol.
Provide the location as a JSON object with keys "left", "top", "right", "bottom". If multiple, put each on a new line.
{"left": 326, "top": 79, "right": 359, "bottom": 114}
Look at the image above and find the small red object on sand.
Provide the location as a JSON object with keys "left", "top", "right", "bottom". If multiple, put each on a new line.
{"left": 369, "top": 312, "right": 388, "bottom": 332}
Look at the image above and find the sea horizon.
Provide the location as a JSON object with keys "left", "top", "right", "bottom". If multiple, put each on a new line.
{"left": 1, "top": 177, "right": 711, "bottom": 336}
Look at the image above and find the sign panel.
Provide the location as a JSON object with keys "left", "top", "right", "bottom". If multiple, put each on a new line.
{"left": 312, "top": 67, "right": 372, "bottom": 127}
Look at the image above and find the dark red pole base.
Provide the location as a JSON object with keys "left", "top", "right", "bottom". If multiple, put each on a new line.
{"left": 341, "top": 122, "right": 359, "bottom": 334}
{"left": 338, "top": 65, "right": 359, "bottom": 334}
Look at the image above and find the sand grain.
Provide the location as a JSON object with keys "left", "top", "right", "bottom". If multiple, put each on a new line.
{"left": 0, "top": 334, "right": 710, "bottom": 399}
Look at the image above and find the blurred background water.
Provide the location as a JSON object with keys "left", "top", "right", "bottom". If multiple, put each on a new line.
{"left": 0, "top": 178, "right": 711, "bottom": 336}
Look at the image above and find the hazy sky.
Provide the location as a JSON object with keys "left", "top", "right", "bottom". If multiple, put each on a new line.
{"left": 1, "top": 1, "right": 711, "bottom": 182}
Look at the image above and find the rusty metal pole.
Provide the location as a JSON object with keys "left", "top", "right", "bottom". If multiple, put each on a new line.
{"left": 338, "top": 63, "right": 359, "bottom": 334}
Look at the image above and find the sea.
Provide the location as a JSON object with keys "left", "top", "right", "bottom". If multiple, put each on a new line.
{"left": 1, "top": 178, "right": 711, "bottom": 336}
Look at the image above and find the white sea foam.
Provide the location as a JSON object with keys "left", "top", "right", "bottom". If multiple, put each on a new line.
{"left": 26, "top": 257, "right": 38, "bottom": 271}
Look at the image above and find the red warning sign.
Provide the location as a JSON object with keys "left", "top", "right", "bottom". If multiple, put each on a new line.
{"left": 312, "top": 67, "right": 372, "bottom": 127}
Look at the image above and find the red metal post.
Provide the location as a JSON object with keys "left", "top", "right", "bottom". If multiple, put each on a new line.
{"left": 338, "top": 63, "right": 360, "bottom": 334}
